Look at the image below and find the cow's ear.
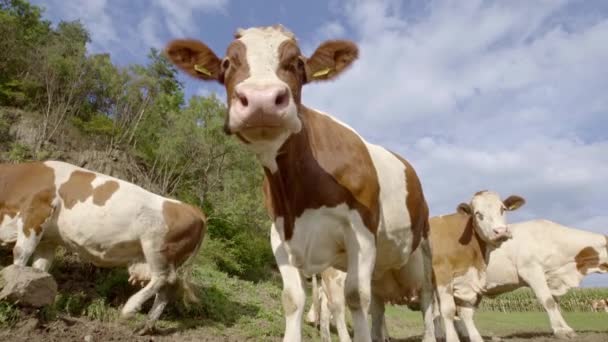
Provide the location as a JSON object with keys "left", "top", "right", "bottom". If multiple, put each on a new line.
{"left": 166, "top": 39, "right": 222, "bottom": 82}
{"left": 503, "top": 195, "right": 526, "bottom": 211}
{"left": 457, "top": 203, "right": 472, "bottom": 216}
{"left": 305, "top": 40, "right": 358, "bottom": 83}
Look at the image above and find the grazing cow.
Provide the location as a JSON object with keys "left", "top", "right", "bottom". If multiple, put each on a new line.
{"left": 482, "top": 220, "right": 608, "bottom": 338}
{"left": 307, "top": 191, "right": 525, "bottom": 342}
{"left": 0, "top": 161, "right": 206, "bottom": 333}
{"left": 166, "top": 25, "right": 435, "bottom": 342}
{"left": 305, "top": 268, "right": 350, "bottom": 342}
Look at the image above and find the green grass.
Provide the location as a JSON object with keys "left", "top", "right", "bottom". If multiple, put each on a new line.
{"left": 384, "top": 305, "right": 608, "bottom": 340}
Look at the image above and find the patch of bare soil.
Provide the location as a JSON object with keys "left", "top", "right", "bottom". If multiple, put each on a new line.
{"left": 500, "top": 331, "right": 608, "bottom": 342}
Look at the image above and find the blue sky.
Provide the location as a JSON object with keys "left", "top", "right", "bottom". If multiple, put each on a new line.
{"left": 30, "top": 0, "right": 608, "bottom": 286}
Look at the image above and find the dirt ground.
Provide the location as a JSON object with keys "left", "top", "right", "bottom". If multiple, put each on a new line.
{"left": 1, "top": 316, "right": 606, "bottom": 342}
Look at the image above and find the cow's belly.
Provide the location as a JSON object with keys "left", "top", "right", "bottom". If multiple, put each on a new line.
{"left": 54, "top": 204, "right": 162, "bottom": 267}
{"left": 484, "top": 249, "right": 521, "bottom": 296}
{"left": 283, "top": 205, "right": 355, "bottom": 275}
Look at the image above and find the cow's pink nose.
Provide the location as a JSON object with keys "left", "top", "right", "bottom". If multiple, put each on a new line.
{"left": 235, "top": 85, "right": 289, "bottom": 112}
{"left": 230, "top": 84, "right": 290, "bottom": 131}
{"left": 493, "top": 227, "right": 512, "bottom": 240}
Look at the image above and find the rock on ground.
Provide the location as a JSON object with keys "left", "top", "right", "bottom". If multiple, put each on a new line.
{"left": 0, "top": 265, "right": 57, "bottom": 307}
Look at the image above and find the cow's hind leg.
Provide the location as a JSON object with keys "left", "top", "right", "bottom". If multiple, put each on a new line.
{"left": 344, "top": 214, "right": 375, "bottom": 342}
{"left": 121, "top": 240, "right": 169, "bottom": 324}
{"left": 419, "top": 238, "right": 437, "bottom": 342}
{"left": 370, "top": 293, "right": 388, "bottom": 342}
{"left": 271, "top": 225, "right": 306, "bottom": 342}
{"left": 134, "top": 284, "right": 171, "bottom": 335}
{"left": 519, "top": 266, "right": 576, "bottom": 339}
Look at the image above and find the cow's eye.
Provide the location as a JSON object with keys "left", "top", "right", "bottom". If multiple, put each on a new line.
{"left": 476, "top": 212, "right": 484, "bottom": 220}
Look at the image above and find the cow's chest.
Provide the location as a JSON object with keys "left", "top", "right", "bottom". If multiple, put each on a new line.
{"left": 276, "top": 204, "right": 356, "bottom": 276}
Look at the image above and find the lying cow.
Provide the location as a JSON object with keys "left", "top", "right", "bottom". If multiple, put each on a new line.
{"left": 0, "top": 161, "right": 206, "bottom": 333}
{"left": 166, "top": 24, "right": 435, "bottom": 342}
{"left": 483, "top": 219, "right": 608, "bottom": 338}
{"left": 305, "top": 268, "right": 350, "bottom": 342}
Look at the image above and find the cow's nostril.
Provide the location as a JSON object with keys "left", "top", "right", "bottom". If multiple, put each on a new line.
{"left": 275, "top": 88, "right": 288, "bottom": 106}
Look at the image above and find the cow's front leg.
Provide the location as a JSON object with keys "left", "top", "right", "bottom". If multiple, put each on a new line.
{"left": 271, "top": 224, "right": 305, "bottom": 342}
{"left": 456, "top": 305, "right": 483, "bottom": 342}
{"left": 345, "top": 214, "right": 375, "bottom": 342}
{"left": 13, "top": 191, "right": 54, "bottom": 267}
{"left": 437, "top": 285, "right": 460, "bottom": 342}
{"left": 519, "top": 266, "right": 576, "bottom": 339}
{"left": 31, "top": 242, "right": 56, "bottom": 271}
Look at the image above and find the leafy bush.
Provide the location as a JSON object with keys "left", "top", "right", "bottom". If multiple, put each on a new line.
{"left": 7, "top": 142, "right": 31, "bottom": 161}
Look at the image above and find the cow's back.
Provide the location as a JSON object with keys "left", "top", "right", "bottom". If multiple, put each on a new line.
{"left": 486, "top": 220, "right": 607, "bottom": 297}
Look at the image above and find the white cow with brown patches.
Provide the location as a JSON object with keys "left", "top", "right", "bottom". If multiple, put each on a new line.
{"left": 0, "top": 161, "right": 206, "bottom": 333}
{"left": 482, "top": 219, "right": 608, "bottom": 339}
{"left": 166, "top": 25, "right": 435, "bottom": 342}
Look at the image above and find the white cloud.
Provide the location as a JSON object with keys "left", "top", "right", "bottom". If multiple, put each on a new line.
{"left": 303, "top": 0, "right": 608, "bottom": 248}
{"left": 32, "top": 0, "right": 118, "bottom": 53}
{"left": 153, "top": 0, "right": 229, "bottom": 37}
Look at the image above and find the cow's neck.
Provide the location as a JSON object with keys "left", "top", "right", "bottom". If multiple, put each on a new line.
{"left": 261, "top": 105, "right": 380, "bottom": 241}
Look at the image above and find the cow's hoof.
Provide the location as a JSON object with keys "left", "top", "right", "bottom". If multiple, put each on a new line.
{"left": 554, "top": 329, "right": 577, "bottom": 339}
{"left": 134, "top": 322, "right": 157, "bottom": 336}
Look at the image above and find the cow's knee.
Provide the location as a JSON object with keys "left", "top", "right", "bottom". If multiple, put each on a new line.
{"left": 345, "top": 284, "right": 370, "bottom": 311}
{"left": 282, "top": 287, "right": 305, "bottom": 315}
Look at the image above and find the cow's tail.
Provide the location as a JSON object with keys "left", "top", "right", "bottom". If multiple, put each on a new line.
{"left": 305, "top": 274, "right": 321, "bottom": 327}
{"left": 175, "top": 215, "right": 207, "bottom": 307}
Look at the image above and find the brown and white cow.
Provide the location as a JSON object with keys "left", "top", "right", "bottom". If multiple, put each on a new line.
{"left": 166, "top": 25, "right": 435, "bottom": 342}
{"left": 0, "top": 161, "right": 206, "bottom": 333}
{"left": 482, "top": 219, "right": 608, "bottom": 338}
{"left": 591, "top": 298, "right": 608, "bottom": 312}
{"left": 306, "top": 191, "right": 524, "bottom": 342}
{"left": 430, "top": 191, "right": 525, "bottom": 342}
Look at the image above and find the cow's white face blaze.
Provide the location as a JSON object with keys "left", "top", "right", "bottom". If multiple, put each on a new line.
{"left": 457, "top": 191, "right": 525, "bottom": 245}
{"left": 166, "top": 25, "right": 359, "bottom": 158}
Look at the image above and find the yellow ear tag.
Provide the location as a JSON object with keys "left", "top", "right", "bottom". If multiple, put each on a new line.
{"left": 194, "top": 64, "right": 212, "bottom": 77}
{"left": 312, "top": 67, "right": 332, "bottom": 79}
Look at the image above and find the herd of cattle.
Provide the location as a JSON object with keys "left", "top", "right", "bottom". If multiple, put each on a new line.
{"left": 0, "top": 24, "right": 606, "bottom": 342}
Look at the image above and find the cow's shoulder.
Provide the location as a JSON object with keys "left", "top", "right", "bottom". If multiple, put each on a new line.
{"left": 430, "top": 213, "right": 486, "bottom": 283}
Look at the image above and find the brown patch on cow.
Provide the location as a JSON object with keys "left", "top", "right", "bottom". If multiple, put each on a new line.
{"left": 545, "top": 297, "right": 557, "bottom": 310}
{"left": 0, "top": 162, "right": 56, "bottom": 236}
{"left": 92, "top": 180, "right": 119, "bottom": 206}
{"left": 59, "top": 171, "right": 96, "bottom": 209}
{"left": 429, "top": 213, "right": 487, "bottom": 287}
{"left": 306, "top": 40, "right": 359, "bottom": 82}
{"left": 162, "top": 201, "right": 206, "bottom": 266}
{"left": 575, "top": 247, "right": 600, "bottom": 274}
{"left": 601, "top": 263, "right": 608, "bottom": 272}
{"left": 262, "top": 107, "right": 380, "bottom": 240}
{"left": 277, "top": 39, "right": 306, "bottom": 105}
{"left": 22, "top": 189, "right": 55, "bottom": 237}
{"left": 0, "top": 205, "right": 18, "bottom": 226}
{"left": 223, "top": 39, "right": 249, "bottom": 104}
{"left": 474, "top": 190, "right": 489, "bottom": 196}
{"left": 390, "top": 152, "right": 429, "bottom": 252}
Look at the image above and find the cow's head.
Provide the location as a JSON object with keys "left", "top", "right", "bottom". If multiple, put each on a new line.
{"left": 457, "top": 190, "right": 525, "bottom": 245}
{"left": 166, "top": 25, "right": 358, "bottom": 158}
